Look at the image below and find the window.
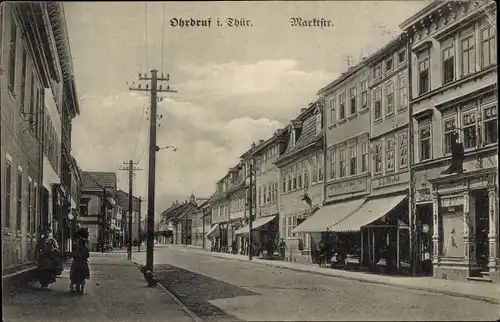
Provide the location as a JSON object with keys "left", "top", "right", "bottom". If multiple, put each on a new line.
{"left": 419, "top": 126, "right": 431, "bottom": 161}
{"left": 33, "top": 183, "right": 37, "bottom": 233}
{"left": 329, "top": 97, "right": 336, "bottom": 125}
{"left": 461, "top": 35, "right": 475, "bottom": 76}
{"left": 318, "top": 153, "right": 324, "bottom": 182}
{"left": 339, "top": 148, "right": 346, "bottom": 178}
{"left": 292, "top": 216, "right": 297, "bottom": 238}
{"left": 339, "top": 92, "right": 346, "bottom": 120}
{"left": 298, "top": 162, "right": 303, "bottom": 188}
{"left": 375, "top": 143, "right": 382, "bottom": 173}
{"left": 287, "top": 168, "right": 292, "bottom": 192}
{"left": 374, "top": 64, "right": 381, "bottom": 79}
{"left": 398, "top": 72, "right": 408, "bottom": 110}
{"left": 293, "top": 165, "right": 297, "bottom": 190}
{"left": 29, "top": 74, "right": 35, "bottom": 127}
{"left": 386, "top": 57, "right": 393, "bottom": 73}
{"left": 462, "top": 110, "right": 477, "bottom": 149}
{"left": 303, "top": 160, "right": 309, "bottom": 187}
{"left": 20, "top": 49, "right": 27, "bottom": 112}
{"left": 419, "top": 58, "right": 430, "bottom": 95}
{"left": 329, "top": 149, "right": 336, "bottom": 179}
{"left": 398, "top": 133, "right": 408, "bottom": 168}
{"left": 349, "top": 145, "right": 357, "bottom": 176}
{"left": 16, "top": 170, "right": 22, "bottom": 231}
{"left": 443, "top": 117, "right": 457, "bottom": 154}
{"left": 349, "top": 87, "right": 357, "bottom": 115}
{"left": 361, "top": 142, "right": 368, "bottom": 172}
{"left": 386, "top": 81, "right": 394, "bottom": 116}
{"left": 386, "top": 138, "right": 395, "bottom": 171}
{"left": 27, "top": 179, "right": 32, "bottom": 233}
{"left": 481, "top": 26, "right": 495, "bottom": 68}
{"left": 258, "top": 186, "right": 261, "bottom": 206}
{"left": 290, "top": 129, "right": 296, "bottom": 147}
{"left": 374, "top": 87, "right": 382, "bottom": 121}
{"left": 360, "top": 80, "right": 368, "bottom": 109}
{"left": 443, "top": 46, "right": 455, "bottom": 84}
{"left": 311, "top": 155, "right": 318, "bottom": 183}
{"left": 8, "top": 18, "right": 17, "bottom": 93}
{"left": 483, "top": 104, "right": 498, "bottom": 145}
{"left": 316, "top": 113, "right": 322, "bottom": 134}
{"left": 281, "top": 170, "right": 286, "bottom": 194}
{"left": 4, "top": 159, "right": 12, "bottom": 228}
{"left": 398, "top": 49, "right": 406, "bottom": 64}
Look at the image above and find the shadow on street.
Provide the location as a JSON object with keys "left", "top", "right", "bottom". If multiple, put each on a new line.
{"left": 155, "top": 264, "right": 260, "bottom": 321}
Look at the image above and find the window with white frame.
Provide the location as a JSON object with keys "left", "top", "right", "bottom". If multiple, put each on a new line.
{"left": 360, "top": 79, "right": 368, "bottom": 109}
{"left": 361, "top": 142, "right": 368, "bottom": 172}
{"left": 339, "top": 148, "right": 346, "bottom": 178}
{"left": 481, "top": 25, "right": 495, "bottom": 68}
{"left": 386, "top": 57, "right": 393, "bottom": 73}
{"left": 298, "top": 162, "right": 303, "bottom": 188}
{"left": 398, "top": 72, "right": 408, "bottom": 110}
{"left": 419, "top": 58, "right": 430, "bottom": 95}
{"left": 374, "top": 64, "right": 381, "bottom": 79}
{"left": 329, "top": 149, "right": 336, "bottom": 179}
{"left": 461, "top": 34, "right": 475, "bottom": 76}
{"left": 303, "top": 160, "right": 309, "bottom": 187}
{"left": 462, "top": 109, "right": 477, "bottom": 149}
{"left": 419, "top": 125, "right": 432, "bottom": 161}
{"left": 443, "top": 116, "right": 457, "bottom": 154}
{"left": 349, "top": 86, "right": 357, "bottom": 115}
{"left": 339, "top": 92, "right": 346, "bottom": 120}
{"left": 5, "top": 158, "right": 12, "bottom": 229}
{"left": 311, "top": 155, "right": 318, "bottom": 183}
{"left": 483, "top": 104, "right": 498, "bottom": 145}
{"left": 329, "top": 97, "right": 336, "bottom": 125}
{"left": 16, "top": 169, "right": 22, "bottom": 230}
{"left": 349, "top": 145, "right": 357, "bottom": 176}
{"left": 398, "top": 49, "right": 406, "bottom": 64}
{"left": 398, "top": 133, "right": 408, "bottom": 168}
{"left": 386, "top": 81, "right": 394, "bottom": 116}
{"left": 374, "top": 143, "right": 382, "bottom": 174}
{"left": 287, "top": 168, "right": 292, "bottom": 192}
{"left": 318, "top": 153, "right": 324, "bottom": 182}
{"left": 443, "top": 45, "right": 455, "bottom": 85}
{"left": 374, "top": 87, "right": 382, "bottom": 121}
{"left": 281, "top": 170, "right": 286, "bottom": 194}
{"left": 8, "top": 17, "right": 17, "bottom": 93}
{"left": 386, "top": 138, "right": 395, "bottom": 172}
{"left": 293, "top": 164, "right": 297, "bottom": 190}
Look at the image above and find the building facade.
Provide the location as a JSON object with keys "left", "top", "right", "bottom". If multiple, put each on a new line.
{"left": 209, "top": 175, "right": 231, "bottom": 251}
{"left": 191, "top": 200, "right": 212, "bottom": 250}
{"left": 276, "top": 103, "right": 323, "bottom": 264}
{"left": 1, "top": 2, "right": 80, "bottom": 274}
{"left": 116, "top": 190, "right": 141, "bottom": 245}
{"left": 400, "top": 0, "right": 498, "bottom": 282}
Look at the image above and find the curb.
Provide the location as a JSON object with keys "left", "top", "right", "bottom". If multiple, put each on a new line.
{"left": 168, "top": 245, "right": 500, "bottom": 305}
{"left": 131, "top": 259, "right": 203, "bottom": 322}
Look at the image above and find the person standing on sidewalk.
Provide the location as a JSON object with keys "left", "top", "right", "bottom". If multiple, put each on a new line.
{"left": 70, "top": 228, "right": 90, "bottom": 294}
{"left": 278, "top": 238, "right": 287, "bottom": 261}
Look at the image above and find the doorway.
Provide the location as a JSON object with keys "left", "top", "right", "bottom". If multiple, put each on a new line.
{"left": 416, "top": 204, "right": 433, "bottom": 276}
{"left": 473, "top": 189, "right": 489, "bottom": 272}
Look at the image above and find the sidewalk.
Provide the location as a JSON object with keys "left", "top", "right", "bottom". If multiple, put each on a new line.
{"left": 2, "top": 252, "right": 197, "bottom": 322}
{"left": 168, "top": 244, "right": 500, "bottom": 304}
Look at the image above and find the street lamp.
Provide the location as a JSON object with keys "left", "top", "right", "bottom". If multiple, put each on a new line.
{"left": 155, "top": 145, "right": 178, "bottom": 152}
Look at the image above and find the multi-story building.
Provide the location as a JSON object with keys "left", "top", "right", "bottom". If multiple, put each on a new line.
{"left": 1, "top": 2, "right": 80, "bottom": 274}
{"left": 116, "top": 190, "right": 142, "bottom": 244}
{"left": 400, "top": 0, "right": 498, "bottom": 282}
{"left": 68, "top": 156, "right": 83, "bottom": 250}
{"left": 226, "top": 162, "right": 247, "bottom": 253}
{"left": 276, "top": 103, "right": 323, "bottom": 264}
{"left": 209, "top": 175, "right": 231, "bottom": 251}
{"left": 79, "top": 171, "right": 117, "bottom": 251}
{"left": 191, "top": 199, "right": 212, "bottom": 250}
{"left": 160, "top": 195, "right": 200, "bottom": 245}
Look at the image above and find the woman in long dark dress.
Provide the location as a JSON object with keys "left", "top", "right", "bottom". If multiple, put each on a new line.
{"left": 70, "top": 228, "right": 90, "bottom": 294}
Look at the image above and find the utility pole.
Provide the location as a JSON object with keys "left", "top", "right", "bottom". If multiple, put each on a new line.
{"left": 100, "top": 188, "right": 106, "bottom": 253}
{"left": 248, "top": 160, "right": 254, "bottom": 261}
{"left": 138, "top": 196, "right": 142, "bottom": 252}
{"left": 119, "top": 160, "right": 142, "bottom": 260}
{"left": 202, "top": 207, "right": 206, "bottom": 250}
{"left": 129, "top": 69, "right": 177, "bottom": 271}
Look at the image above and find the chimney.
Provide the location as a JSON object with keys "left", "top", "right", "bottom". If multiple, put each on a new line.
{"left": 251, "top": 142, "right": 256, "bottom": 148}
{"left": 259, "top": 139, "right": 264, "bottom": 144}
{"left": 301, "top": 108, "right": 307, "bottom": 113}
{"left": 362, "top": 56, "right": 367, "bottom": 61}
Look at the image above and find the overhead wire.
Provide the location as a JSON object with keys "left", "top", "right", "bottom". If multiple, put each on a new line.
{"left": 131, "top": 103, "right": 147, "bottom": 159}
{"left": 144, "top": 2, "right": 149, "bottom": 72}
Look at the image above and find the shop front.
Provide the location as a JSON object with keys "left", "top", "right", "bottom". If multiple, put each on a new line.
{"left": 234, "top": 214, "right": 278, "bottom": 256}
{"left": 428, "top": 168, "right": 498, "bottom": 283}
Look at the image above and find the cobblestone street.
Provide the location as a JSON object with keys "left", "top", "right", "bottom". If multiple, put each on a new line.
{"left": 2, "top": 253, "right": 194, "bottom": 322}
{"left": 134, "top": 247, "right": 500, "bottom": 321}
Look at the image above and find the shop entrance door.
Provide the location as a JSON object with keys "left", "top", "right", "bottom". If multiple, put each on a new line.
{"left": 416, "top": 204, "right": 433, "bottom": 276}
{"left": 473, "top": 189, "right": 489, "bottom": 275}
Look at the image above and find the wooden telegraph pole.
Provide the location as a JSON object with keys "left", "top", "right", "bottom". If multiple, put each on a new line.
{"left": 138, "top": 196, "right": 142, "bottom": 252}
{"left": 119, "top": 160, "right": 141, "bottom": 260}
{"left": 128, "top": 70, "right": 177, "bottom": 270}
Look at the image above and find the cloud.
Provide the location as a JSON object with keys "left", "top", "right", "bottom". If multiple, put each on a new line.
{"left": 72, "top": 60, "right": 328, "bottom": 213}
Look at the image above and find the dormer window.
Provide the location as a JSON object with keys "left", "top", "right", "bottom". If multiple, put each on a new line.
{"left": 316, "top": 113, "right": 322, "bottom": 134}
{"left": 290, "top": 129, "right": 296, "bottom": 147}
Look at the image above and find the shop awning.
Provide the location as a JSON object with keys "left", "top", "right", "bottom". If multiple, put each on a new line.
{"left": 328, "top": 194, "right": 407, "bottom": 233}
{"left": 205, "top": 224, "right": 220, "bottom": 238}
{"left": 292, "top": 198, "right": 366, "bottom": 233}
{"left": 234, "top": 214, "right": 277, "bottom": 235}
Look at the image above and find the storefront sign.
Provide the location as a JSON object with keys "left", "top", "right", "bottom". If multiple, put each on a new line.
{"left": 376, "top": 174, "right": 401, "bottom": 188}
{"left": 327, "top": 177, "right": 367, "bottom": 197}
{"left": 440, "top": 196, "right": 463, "bottom": 207}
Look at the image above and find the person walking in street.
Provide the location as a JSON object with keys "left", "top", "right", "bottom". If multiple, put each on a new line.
{"left": 36, "top": 227, "right": 62, "bottom": 289}
{"left": 70, "top": 227, "right": 90, "bottom": 294}
{"left": 278, "top": 238, "right": 287, "bottom": 261}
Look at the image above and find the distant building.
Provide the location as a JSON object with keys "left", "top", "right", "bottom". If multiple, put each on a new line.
{"left": 116, "top": 190, "right": 142, "bottom": 244}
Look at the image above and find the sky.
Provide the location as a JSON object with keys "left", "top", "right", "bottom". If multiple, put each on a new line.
{"left": 64, "top": 0, "right": 430, "bottom": 219}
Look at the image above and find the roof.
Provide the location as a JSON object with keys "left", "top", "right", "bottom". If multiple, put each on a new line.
{"left": 115, "top": 190, "right": 141, "bottom": 212}
{"left": 81, "top": 171, "right": 117, "bottom": 191}
{"left": 161, "top": 200, "right": 198, "bottom": 221}
{"left": 250, "top": 128, "right": 288, "bottom": 157}
{"left": 364, "top": 33, "right": 407, "bottom": 66}
{"left": 317, "top": 61, "right": 368, "bottom": 96}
